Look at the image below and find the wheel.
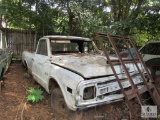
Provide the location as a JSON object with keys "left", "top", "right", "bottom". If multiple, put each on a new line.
{"left": 51, "top": 88, "right": 83, "bottom": 119}
{"left": 22, "top": 61, "right": 28, "bottom": 69}
{"left": 0, "top": 80, "right": 4, "bottom": 94}
{"left": 51, "top": 88, "right": 69, "bottom": 117}
{"left": 145, "top": 58, "right": 160, "bottom": 68}
{"left": 0, "top": 81, "right": 2, "bottom": 94}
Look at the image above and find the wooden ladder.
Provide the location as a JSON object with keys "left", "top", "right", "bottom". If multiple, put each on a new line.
{"left": 95, "top": 32, "right": 160, "bottom": 119}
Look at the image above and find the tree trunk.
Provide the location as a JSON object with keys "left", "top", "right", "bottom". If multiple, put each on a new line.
{"left": 66, "top": 0, "right": 78, "bottom": 36}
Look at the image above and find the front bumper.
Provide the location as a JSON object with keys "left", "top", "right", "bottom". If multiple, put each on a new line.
{"left": 75, "top": 73, "right": 144, "bottom": 110}
{"left": 76, "top": 94, "right": 123, "bottom": 110}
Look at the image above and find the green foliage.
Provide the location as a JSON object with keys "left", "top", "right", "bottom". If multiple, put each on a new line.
{"left": 23, "top": 73, "right": 30, "bottom": 78}
{"left": 0, "top": 0, "right": 159, "bottom": 45}
{"left": 26, "top": 87, "right": 44, "bottom": 103}
{"left": 158, "top": 114, "right": 160, "bottom": 119}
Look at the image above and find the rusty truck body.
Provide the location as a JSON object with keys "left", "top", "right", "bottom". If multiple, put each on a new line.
{"left": 22, "top": 35, "right": 145, "bottom": 112}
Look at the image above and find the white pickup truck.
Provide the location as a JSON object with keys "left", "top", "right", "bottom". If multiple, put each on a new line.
{"left": 22, "top": 35, "right": 145, "bottom": 116}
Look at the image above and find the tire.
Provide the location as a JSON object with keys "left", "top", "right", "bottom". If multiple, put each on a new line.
{"left": 22, "top": 60, "right": 27, "bottom": 69}
{"left": 0, "top": 68, "right": 4, "bottom": 79}
{"left": 0, "top": 81, "right": 2, "bottom": 94}
{"left": 145, "top": 58, "right": 160, "bottom": 67}
{"left": 51, "top": 88, "right": 83, "bottom": 120}
{"left": 51, "top": 88, "right": 69, "bottom": 117}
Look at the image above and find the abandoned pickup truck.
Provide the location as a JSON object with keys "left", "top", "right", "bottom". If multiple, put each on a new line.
{"left": 22, "top": 36, "right": 145, "bottom": 115}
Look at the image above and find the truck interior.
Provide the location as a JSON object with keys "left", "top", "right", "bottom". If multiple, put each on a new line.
{"left": 50, "top": 39, "right": 95, "bottom": 54}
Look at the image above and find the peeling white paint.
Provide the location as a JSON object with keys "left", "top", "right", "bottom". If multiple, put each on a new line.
{"left": 22, "top": 36, "right": 146, "bottom": 111}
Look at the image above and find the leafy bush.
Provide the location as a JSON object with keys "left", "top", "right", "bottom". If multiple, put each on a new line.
{"left": 26, "top": 88, "right": 44, "bottom": 103}
{"left": 158, "top": 114, "right": 160, "bottom": 119}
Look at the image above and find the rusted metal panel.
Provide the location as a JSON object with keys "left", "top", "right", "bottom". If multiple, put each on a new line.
{"left": 50, "top": 54, "right": 144, "bottom": 78}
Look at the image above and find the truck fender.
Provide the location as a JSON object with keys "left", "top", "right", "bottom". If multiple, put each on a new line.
{"left": 48, "top": 77, "right": 75, "bottom": 111}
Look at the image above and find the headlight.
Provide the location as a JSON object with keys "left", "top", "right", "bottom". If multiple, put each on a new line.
{"left": 83, "top": 86, "right": 95, "bottom": 100}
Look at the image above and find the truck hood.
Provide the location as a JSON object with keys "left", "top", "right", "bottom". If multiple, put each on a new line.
{"left": 51, "top": 54, "right": 143, "bottom": 78}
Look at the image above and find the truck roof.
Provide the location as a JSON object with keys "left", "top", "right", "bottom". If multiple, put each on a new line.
{"left": 43, "top": 35, "right": 92, "bottom": 41}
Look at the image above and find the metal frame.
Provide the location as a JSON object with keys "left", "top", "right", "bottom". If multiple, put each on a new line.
{"left": 95, "top": 32, "right": 160, "bottom": 119}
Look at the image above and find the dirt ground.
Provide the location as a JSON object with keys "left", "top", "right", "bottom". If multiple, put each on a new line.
{"left": 0, "top": 61, "right": 158, "bottom": 120}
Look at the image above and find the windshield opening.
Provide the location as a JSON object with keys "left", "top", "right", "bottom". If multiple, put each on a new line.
{"left": 50, "top": 40, "right": 95, "bottom": 54}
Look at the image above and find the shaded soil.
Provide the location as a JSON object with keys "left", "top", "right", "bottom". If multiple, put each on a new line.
{"left": 0, "top": 61, "right": 63, "bottom": 120}
{"left": 0, "top": 61, "right": 158, "bottom": 120}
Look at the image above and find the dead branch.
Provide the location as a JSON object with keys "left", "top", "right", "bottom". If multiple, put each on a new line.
{"left": 21, "top": 102, "right": 26, "bottom": 120}
{"left": 15, "top": 85, "right": 27, "bottom": 120}
{"left": 15, "top": 97, "right": 25, "bottom": 120}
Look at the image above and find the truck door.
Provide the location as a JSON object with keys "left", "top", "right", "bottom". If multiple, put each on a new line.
{"left": 32, "top": 39, "right": 51, "bottom": 88}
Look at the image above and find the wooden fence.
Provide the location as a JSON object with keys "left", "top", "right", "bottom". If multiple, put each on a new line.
{"left": 2, "top": 28, "right": 38, "bottom": 58}
{"left": 1, "top": 28, "right": 59, "bottom": 58}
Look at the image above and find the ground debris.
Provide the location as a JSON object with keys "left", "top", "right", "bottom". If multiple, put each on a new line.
{"left": 0, "top": 61, "right": 159, "bottom": 120}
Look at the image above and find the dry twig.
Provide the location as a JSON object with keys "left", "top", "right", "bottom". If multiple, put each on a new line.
{"left": 14, "top": 97, "right": 25, "bottom": 120}
{"left": 15, "top": 85, "right": 28, "bottom": 120}
{"left": 21, "top": 102, "right": 26, "bottom": 120}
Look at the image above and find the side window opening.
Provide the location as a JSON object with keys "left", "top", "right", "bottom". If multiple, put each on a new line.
{"left": 37, "top": 40, "right": 48, "bottom": 56}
